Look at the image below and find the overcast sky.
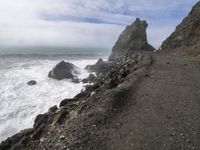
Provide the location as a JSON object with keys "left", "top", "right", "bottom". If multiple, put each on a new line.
{"left": 0, "top": 0, "right": 198, "bottom": 49}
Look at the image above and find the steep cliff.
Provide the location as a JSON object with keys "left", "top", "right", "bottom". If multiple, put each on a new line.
{"left": 161, "top": 1, "right": 200, "bottom": 55}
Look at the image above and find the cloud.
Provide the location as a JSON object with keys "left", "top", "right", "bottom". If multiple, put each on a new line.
{"left": 0, "top": 0, "right": 198, "bottom": 49}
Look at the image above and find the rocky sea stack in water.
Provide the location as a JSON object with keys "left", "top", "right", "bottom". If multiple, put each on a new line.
{"left": 48, "top": 61, "right": 79, "bottom": 80}
{"left": 109, "top": 18, "right": 155, "bottom": 60}
{"left": 161, "top": 1, "right": 200, "bottom": 55}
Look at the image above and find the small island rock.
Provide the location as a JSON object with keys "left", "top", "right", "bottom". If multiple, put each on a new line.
{"left": 48, "top": 61, "right": 79, "bottom": 80}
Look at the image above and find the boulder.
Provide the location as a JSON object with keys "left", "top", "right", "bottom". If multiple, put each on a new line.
{"left": 27, "top": 80, "right": 37, "bottom": 85}
{"left": 85, "top": 58, "right": 117, "bottom": 74}
{"left": 109, "top": 18, "right": 155, "bottom": 61}
{"left": 87, "top": 74, "right": 96, "bottom": 83}
{"left": 59, "top": 99, "right": 75, "bottom": 107}
{"left": 85, "top": 58, "right": 104, "bottom": 72}
{"left": 34, "top": 114, "right": 48, "bottom": 129}
{"left": 48, "top": 61, "right": 79, "bottom": 80}
{"left": 82, "top": 78, "right": 89, "bottom": 84}
{"left": 71, "top": 77, "right": 81, "bottom": 83}
{"left": 161, "top": 1, "right": 200, "bottom": 54}
{"left": 81, "top": 74, "right": 96, "bottom": 83}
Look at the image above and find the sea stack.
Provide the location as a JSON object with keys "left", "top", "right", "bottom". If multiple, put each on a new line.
{"left": 161, "top": 1, "right": 200, "bottom": 55}
{"left": 48, "top": 61, "right": 79, "bottom": 80}
{"left": 109, "top": 18, "right": 155, "bottom": 60}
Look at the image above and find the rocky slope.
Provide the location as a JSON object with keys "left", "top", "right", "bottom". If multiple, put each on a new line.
{"left": 0, "top": 52, "right": 153, "bottom": 150}
{"left": 109, "top": 18, "right": 155, "bottom": 60}
{"left": 161, "top": 1, "right": 200, "bottom": 56}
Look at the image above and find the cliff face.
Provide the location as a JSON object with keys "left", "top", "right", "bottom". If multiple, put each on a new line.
{"left": 161, "top": 1, "right": 200, "bottom": 54}
{"left": 109, "top": 18, "right": 155, "bottom": 60}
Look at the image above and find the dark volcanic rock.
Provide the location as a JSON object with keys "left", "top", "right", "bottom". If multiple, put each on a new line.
{"left": 27, "top": 80, "right": 37, "bottom": 85}
{"left": 0, "top": 128, "right": 34, "bottom": 150}
{"left": 161, "top": 1, "right": 200, "bottom": 53}
{"left": 82, "top": 74, "right": 96, "bottom": 83}
{"left": 59, "top": 98, "right": 75, "bottom": 107}
{"left": 87, "top": 74, "right": 96, "bottom": 82}
{"left": 85, "top": 58, "right": 104, "bottom": 72}
{"left": 48, "top": 61, "right": 79, "bottom": 80}
{"left": 71, "top": 77, "right": 81, "bottom": 83}
{"left": 34, "top": 114, "right": 48, "bottom": 129}
{"left": 85, "top": 58, "right": 117, "bottom": 74}
{"left": 109, "top": 18, "right": 155, "bottom": 60}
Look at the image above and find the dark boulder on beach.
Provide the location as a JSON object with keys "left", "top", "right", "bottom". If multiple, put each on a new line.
{"left": 48, "top": 61, "right": 79, "bottom": 80}
{"left": 27, "top": 80, "right": 37, "bottom": 85}
{"left": 109, "top": 18, "right": 155, "bottom": 60}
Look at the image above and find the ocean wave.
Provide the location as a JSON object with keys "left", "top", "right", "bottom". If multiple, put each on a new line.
{"left": 0, "top": 58, "right": 97, "bottom": 142}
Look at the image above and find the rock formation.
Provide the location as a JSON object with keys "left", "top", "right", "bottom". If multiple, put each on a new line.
{"left": 109, "top": 18, "right": 155, "bottom": 60}
{"left": 27, "top": 80, "right": 37, "bottom": 86}
{"left": 161, "top": 1, "right": 200, "bottom": 54}
{"left": 48, "top": 61, "right": 79, "bottom": 80}
{"left": 85, "top": 58, "right": 117, "bottom": 74}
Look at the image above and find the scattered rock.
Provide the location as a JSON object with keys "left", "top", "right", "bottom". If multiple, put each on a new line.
{"left": 27, "top": 80, "right": 37, "bottom": 85}
{"left": 48, "top": 61, "right": 79, "bottom": 80}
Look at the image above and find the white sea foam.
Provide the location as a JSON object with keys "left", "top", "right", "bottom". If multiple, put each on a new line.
{"left": 0, "top": 58, "right": 97, "bottom": 142}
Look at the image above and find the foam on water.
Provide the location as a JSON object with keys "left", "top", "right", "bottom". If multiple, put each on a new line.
{"left": 0, "top": 58, "right": 97, "bottom": 142}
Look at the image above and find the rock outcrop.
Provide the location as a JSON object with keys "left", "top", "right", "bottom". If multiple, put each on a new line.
{"left": 27, "top": 80, "right": 37, "bottom": 86}
{"left": 48, "top": 61, "right": 79, "bottom": 80}
{"left": 161, "top": 1, "right": 200, "bottom": 54}
{"left": 109, "top": 18, "right": 155, "bottom": 60}
{"left": 85, "top": 58, "right": 117, "bottom": 74}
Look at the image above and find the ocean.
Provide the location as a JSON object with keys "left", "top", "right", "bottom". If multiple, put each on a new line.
{"left": 0, "top": 47, "right": 110, "bottom": 142}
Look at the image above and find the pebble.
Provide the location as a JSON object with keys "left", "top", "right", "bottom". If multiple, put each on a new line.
{"left": 60, "top": 135, "right": 65, "bottom": 140}
{"left": 170, "top": 132, "right": 175, "bottom": 136}
{"left": 40, "top": 137, "right": 46, "bottom": 143}
{"left": 91, "top": 91, "right": 96, "bottom": 96}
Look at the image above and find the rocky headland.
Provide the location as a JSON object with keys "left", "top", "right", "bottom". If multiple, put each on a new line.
{"left": 1, "top": 1, "right": 200, "bottom": 150}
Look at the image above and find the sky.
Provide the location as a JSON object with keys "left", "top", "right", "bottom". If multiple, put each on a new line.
{"left": 0, "top": 0, "right": 198, "bottom": 49}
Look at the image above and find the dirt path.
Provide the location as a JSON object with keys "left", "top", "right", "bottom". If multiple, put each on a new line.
{"left": 107, "top": 52, "right": 200, "bottom": 150}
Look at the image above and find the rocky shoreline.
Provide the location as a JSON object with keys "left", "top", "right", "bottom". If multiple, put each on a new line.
{"left": 1, "top": 1, "right": 200, "bottom": 150}
{"left": 0, "top": 51, "right": 153, "bottom": 150}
